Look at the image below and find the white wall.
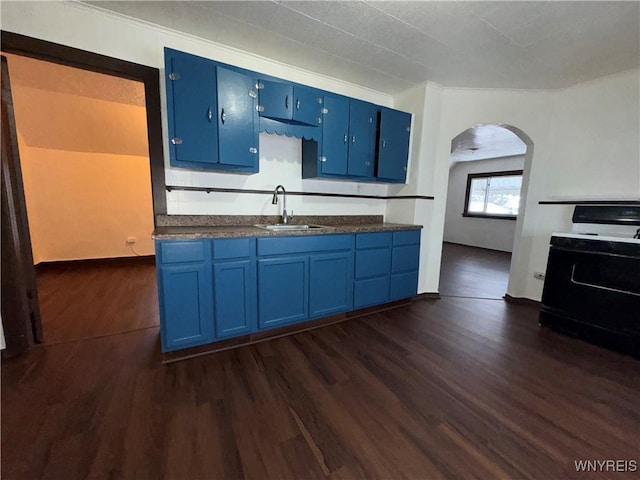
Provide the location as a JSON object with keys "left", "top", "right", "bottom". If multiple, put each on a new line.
{"left": 410, "top": 69, "right": 639, "bottom": 300}
{"left": 4, "top": 2, "right": 638, "bottom": 300}
{"left": 444, "top": 155, "right": 525, "bottom": 252}
{"left": 0, "top": 1, "right": 392, "bottom": 219}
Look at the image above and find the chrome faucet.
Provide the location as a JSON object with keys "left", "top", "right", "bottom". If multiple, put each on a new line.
{"left": 272, "top": 184, "right": 293, "bottom": 224}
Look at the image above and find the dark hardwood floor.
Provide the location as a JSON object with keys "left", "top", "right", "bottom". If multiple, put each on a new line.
{"left": 3, "top": 293, "right": 639, "bottom": 479}
{"left": 439, "top": 242, "right": 512, "bottom": 299}
{"left": 36, "top": 258, "right": 159, "bottom": 344}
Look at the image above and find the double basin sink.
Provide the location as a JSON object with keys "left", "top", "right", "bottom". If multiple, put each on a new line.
{"left": 254, "top": 223, "right": 333, "bottom": 231}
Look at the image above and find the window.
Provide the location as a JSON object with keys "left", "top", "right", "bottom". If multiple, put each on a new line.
{"left": 463, "top": 170, "right": 523, "bottom": 220}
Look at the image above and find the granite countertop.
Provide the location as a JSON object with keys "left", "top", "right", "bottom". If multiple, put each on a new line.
{"left": 153, "top": 215, "right": 422, "bottom": 240}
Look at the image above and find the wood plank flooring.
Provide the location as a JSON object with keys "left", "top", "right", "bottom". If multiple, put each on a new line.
{"left": 3, "top": 296, "right": 639, "bottom": 479}
{"left": 3, "top": 247, "right": 638, "bottom": 478}
{"left": 36, "top": 258, "right": 159, "bottom": 344}
{"left": 439, "top": 242, "right": 512, "bottom": 299}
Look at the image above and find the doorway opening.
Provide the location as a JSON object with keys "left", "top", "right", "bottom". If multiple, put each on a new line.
{"left": 1, "top": 32, "right": 166, "bottom": 354}
{"left": 3, "top": 53, "right": 158, "bottom": 344}
{"left": 439, "top": 124, "right": 533, "bottom": 299}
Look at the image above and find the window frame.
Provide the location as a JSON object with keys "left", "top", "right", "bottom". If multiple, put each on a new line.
{"left": 462, "top": 169, "right": 523, "bottom": 221}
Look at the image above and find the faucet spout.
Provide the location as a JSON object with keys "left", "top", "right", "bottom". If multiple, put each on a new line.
{"left": 272, "top": 185, "right": 291, "bottom": 224}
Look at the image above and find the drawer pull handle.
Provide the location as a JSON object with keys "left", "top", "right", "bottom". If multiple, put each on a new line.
{"left": 570, "top": 265, "right": 640, "bottom": 297}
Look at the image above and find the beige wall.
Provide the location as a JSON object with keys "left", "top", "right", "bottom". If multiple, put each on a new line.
{"left": 7, "top": 54, "right": 154, "bottom": 263}
{"left": 18, "top": 138, "right": 155, "bottom": 263}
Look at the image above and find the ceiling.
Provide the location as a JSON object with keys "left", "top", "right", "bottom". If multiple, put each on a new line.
{"left": 450, "top": 124, "right": 526, "bottom": 163}
{"left": 84, "top": 1, "right": 640, "bottom": 94}
{"left": 5, "top": 53, "right": 149, "bottom": 156}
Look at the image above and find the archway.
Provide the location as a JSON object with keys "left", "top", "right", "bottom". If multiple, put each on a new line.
{"left": 439, "top": 123, "right": 534, "bottom": 299}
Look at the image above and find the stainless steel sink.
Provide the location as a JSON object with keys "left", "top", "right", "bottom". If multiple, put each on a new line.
{"left": 254, "top": 224, "right": 332, "bottom": 231}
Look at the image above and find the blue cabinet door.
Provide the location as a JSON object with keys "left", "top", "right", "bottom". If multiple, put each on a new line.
{"left": 347, "top": 100, "right": 377, "bottom": 178}
{"left": 354, "top": 276, "right": 391, "bottom": 309}
{"left": 257, "top": 256, "right": 309, "bottom": 328}
{"left": 309, "top": 252, "right": 353, "bottom": 318}
{"left": 158, "top": 263, "right": 213, "bottom": 351}
{"left": 321, "top": 95, "right": 349, "bottom": 175}
{"left": 213, "top": 260, "right": 256, "bottom": 338}
{"left": 216, "top": 66, "right": 258, "bottom": 168}
{"left": 293, "top": 85, "right": 322, "bottom": 126}
{"left": 259, "top": 79, "right": 293, "bottom": 121}
{"left": 377, "top": 108, "right": 411, "bottom": 182}
{"left": 390, "top": 230, "right": 420, "bottom": 301}
{"left": 390, "top": 271, "right": 419, "bottom": 301}
{"left": 165, "top": 49, "right": 219, "bottom": 167}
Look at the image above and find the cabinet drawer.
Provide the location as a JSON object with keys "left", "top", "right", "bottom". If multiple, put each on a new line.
{"left": 390, "top": 271, "right": 419, "bottom": 301}
{"left": 213, "top": 238, "right": 252, "bottom": 259}
{"left": 257, "top": 234, "right": 352, "bottom": 256}
{"left": 159, "top": 240, "right": 205, "bottom": 264}
{"left": 355, "top": 248, "right": 391, "bottom": 279}
{"left": 392, "top": 230, "right": 421, "bottom": 246}
{"left": 356, "top": 232, "right": 392, "bottom": 249}
{"left": 392, "top": 244, "right": 420, "bottom": 273}
{"left": 354, "top": 276, "right": 390, "bottom": 309}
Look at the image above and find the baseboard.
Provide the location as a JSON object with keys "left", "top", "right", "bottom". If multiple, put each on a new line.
{"left": 36, "top": 255, "right": 155, "bottom": 272}
{"left": 162, "top": 298, "right": 417, "bottom": 364}
{"left": 443, "top": 241, "right": 512, "bottom": 254}
{"left": 503, "top": 293, "right": 541, "bottom": 307}
{"left": 413, "top": 292, "right": 441, "bottom": 301}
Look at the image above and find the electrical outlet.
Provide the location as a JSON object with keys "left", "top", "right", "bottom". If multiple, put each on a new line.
{"left": 126, "top": 237, "right": 136, "bottom": 245}
{"left": 533, "top": 271, "right": 545, "bottom": 281}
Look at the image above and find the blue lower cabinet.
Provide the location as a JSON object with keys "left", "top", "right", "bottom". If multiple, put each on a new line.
{"left": 257, "top": 256, "right": 309, "bottom": 328}
{"left": 158, "top": 262, "right": 214, "bottom": 351}
{"left": 309, "top": 252, "right": 353, "bottom": 318}
{"left": 213, "top": 260, "right": 256, "bottom": 338}
{"left": 390, "top": 271, "right": 419, "bottom": 301}
{"left": 354, "top": 276, "right": 390, "bottom": 309}
{"left": 389, "top": 230, "right": 421, "bottom": 300}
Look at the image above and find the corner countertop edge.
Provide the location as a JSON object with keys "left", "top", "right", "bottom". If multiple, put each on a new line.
{"left": 153, "top": 223, "right": 423, "bottom": 240}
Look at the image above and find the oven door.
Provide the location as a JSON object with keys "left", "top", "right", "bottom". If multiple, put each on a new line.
{"left": 541, "top": 242, "right": 640, "bottom": 336}
{"left": 540, "top": 238, "right": 640, "bottom": 356}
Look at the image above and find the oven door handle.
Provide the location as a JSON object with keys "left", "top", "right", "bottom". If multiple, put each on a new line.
{"left": 570, "top": 264, "right": 640, "bottom": 297}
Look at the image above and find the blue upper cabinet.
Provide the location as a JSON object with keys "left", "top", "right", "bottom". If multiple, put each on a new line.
{"left": 347, "top": 100, "right": 378, "bottom": 178}
{"left": 164, "top": 47, "right": 411, "bottom": 181}
{"left": 320, "top": 95, "right": 350, "bottom": 175}
{"left": 217, "top": 66, "right": 259, "bottom": 168}
{"left": 165, "top": 48, "right": 258, "bottom": 173}
{"left": 258, "top": 80, "right": 292, "bottom": 121}
{"left": 293, "top": 85, "right": 323, "bottom": 126}
{"left": 377, "top": 107, "right": 412, "bottom": 183}
{"left": 165, "top": 49, "right": 219, "bottom": 168}
{"left": 302, "top": 96, "right": 378, "bottom": 180}
{"left": 258, "top": 80, "right": 322, "bottom": 127}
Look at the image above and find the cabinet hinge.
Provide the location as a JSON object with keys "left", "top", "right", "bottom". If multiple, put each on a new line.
{"left": 171, "top": 137, "right": 183, "bottom": 145}
{"left": 256, "top": 105, "right": 265, "bottom": 112}
{"left": 321, "top": 107, "right": 329, "bottom": 114}
{"left": 406, "top": 126, "right": 411, "bottom": 132}
{"left": 169, "top": 73, "right": 180, "bottom": 81}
